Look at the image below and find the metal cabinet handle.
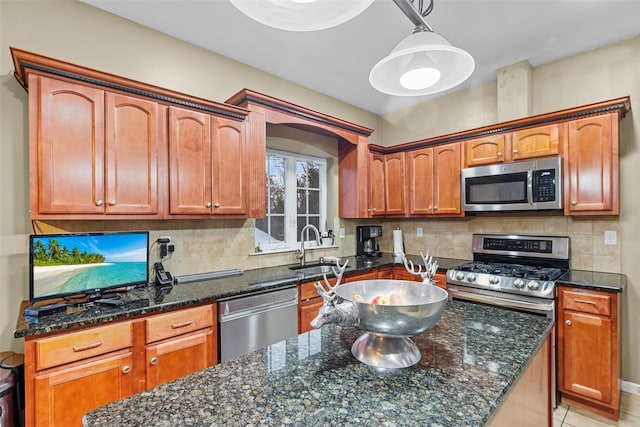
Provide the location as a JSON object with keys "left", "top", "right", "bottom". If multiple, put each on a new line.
{"left": 150, "top": 357, "right": 158, "bottom": 365}
{"left": 513, "top": 149, "right": 519, "bottom": 154}
{"left": 571, "top": 200, "right": 577, "bottom": 206}
{"left": 433, "top": 206, "right": 438, "bottom": 210}
{"left": 214, "top": 203, "right": 220, "bottom": 208}
{"left": 73, "top": 340, "right": 104, "bottom": 352}
{"left": 565, "top": 320, "right": 572, "bottom": 326}
{"left": 122, "top": 365, "right": 130, "bottom": 374}
{"left": 428, "top": 205, "right": 432, "bottom": 210}
{"left": 574, "top": 299, "right": 596, "bottom": 305}
{"left": 206, "top": 202, "right": 212, "bottom": 208}
{"left": 108, "top": 199, "right": 116, "bottom": 206}
{"left": 497, "top": 152, "right": 503, "bottom": 157}
{"left": 171, "top": 320, "right": 194, "bottom": 329}
{"left": 96, "top": 199, "right": 104, "bottom": 206}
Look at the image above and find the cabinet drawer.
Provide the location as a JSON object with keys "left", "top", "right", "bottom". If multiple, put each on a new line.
{"left": 299, "top": 278, "right": 336, "bottom": 301}
{"left": 562, "top": 289, "right": 611, "bottom": 316}
{"left": 146, "top": 305, "right": 213, "bottom": 343}
{"left": 36, "top": 321, "right": 132, "bottom": 370}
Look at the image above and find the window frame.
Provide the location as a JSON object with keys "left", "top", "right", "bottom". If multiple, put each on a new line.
{"left": 256, "top": 149, "right": 327, "bottom": 252}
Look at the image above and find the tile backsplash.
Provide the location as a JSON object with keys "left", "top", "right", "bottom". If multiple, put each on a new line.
{"left": 35, "top": 214, "right": 620, "bottom": 275}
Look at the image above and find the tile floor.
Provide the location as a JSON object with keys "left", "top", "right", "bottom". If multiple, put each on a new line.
{"left": 553, "top": 392, "right": 640, "bottom": 426}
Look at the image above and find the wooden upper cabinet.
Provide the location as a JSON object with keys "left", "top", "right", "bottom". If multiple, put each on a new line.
{"left": 105, "top": 92, "right": 161, "bottom": 214}
{"left": 369, "top": 152, "right": 386, "bottom": 216}
{"left": 407, "top": 143, "right": 462, "bottom": 217}
{"left": 464, "top": 134, "right": 506, "bottom": 167}
{"left": 34, "top": 76, "right": 105, "bottom": 215}
{"left": 432, "top": 143, "right": 462, "bottom": 216}
{"left": 211, "top": 116, "right": 247, "bottom": 215}
{"left": 384, "top": 152, "right": 407, "bottom": 216}
{"left": 407, "top": 147, "right": 434, "bottom": 215}
{"left": 168, "top": 107, "right": 247, "bottom": 216}
{"left": 511, "top": 124, "right": 560, "bottom": 161}
{"left": 565, "top": 114, "right": 618, "bottom": 215}
{"left": 169, "top": 106, "right": 212, "bottom": 215}
{"left": 32, "top": 75, "right": 161, "bottom": 218}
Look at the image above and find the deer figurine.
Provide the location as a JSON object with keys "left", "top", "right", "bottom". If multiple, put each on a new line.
{"left": 400, "top": 250, "right": 438, "bottom": 285}
{"left": 309, "top": 260, "right": 359, "bottom": 329}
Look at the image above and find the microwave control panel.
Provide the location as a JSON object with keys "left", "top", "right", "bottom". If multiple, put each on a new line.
{"left": 532, "top": 169, "right": 557, "bottom": 202}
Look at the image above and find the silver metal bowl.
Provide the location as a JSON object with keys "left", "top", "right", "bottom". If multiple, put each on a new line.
{"left": 312, "top": 279, "right": 448, "bottom": 369}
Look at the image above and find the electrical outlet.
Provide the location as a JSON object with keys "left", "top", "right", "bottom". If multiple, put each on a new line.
{"left": 604, "top": 230, "right": 617, "bottom": 245}
{"left": 416, "top": 227, "right": 423, "bottom": 237}
{"left": 339, "top": 228, "right": 345, "bottom": 238}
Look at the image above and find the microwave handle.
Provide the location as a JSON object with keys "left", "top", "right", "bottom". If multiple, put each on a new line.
{"left": 527, "top": 170, "right": 534, "bottom": 205}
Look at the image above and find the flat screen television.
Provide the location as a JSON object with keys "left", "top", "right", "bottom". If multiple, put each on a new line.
{"left": 29, "top": 231, "right": 149, "bottom": 303}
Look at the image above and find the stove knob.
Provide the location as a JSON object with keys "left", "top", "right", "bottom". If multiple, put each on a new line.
{"left": 455, "top": 271, "right": 465, "bottom": 281}
{"left": 466, "top": 273, "right": 477, "bottom": 282}
{"left": 514, "top": 278, "right": 525, "bottom": 289}
{"left": 489, "top": 276, "right": 500, "bottom": 285}
{"left": 527, "top": 280, "right": 540, "bottom": 291}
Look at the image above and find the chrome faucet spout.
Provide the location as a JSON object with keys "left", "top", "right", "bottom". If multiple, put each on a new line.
{"left": 297, "top": 224, "right": 321, "bottom": 267}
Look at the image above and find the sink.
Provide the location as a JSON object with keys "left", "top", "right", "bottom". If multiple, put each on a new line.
{"left": 289, "top": 263, "right": 350, "bottom": 277}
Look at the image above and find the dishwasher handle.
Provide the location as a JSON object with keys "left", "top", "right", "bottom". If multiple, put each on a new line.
{"left": 218, "top": 288, "right": 298, "bottom": 323}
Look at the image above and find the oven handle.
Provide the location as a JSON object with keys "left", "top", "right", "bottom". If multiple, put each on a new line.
{"left": 527, "top": 170, "right": 534, "bottom": 205}
{"left": 448, "top": 288, "right": 554, "bottom": 312}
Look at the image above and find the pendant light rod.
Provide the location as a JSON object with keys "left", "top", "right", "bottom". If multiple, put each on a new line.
{"left": 392, "top": 0, "right": 434, "bottom": 33}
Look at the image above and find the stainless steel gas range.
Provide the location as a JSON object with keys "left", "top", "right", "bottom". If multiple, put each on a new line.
{"left": 447, "top": 233, "right": 570, "bottom": 407}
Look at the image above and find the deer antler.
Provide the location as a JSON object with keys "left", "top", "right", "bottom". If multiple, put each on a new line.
{"left": 401, "top": 251, "right": 438, "bottom": 284}
{"left": 314, "top": 259, "right": 349, "bottom": 303}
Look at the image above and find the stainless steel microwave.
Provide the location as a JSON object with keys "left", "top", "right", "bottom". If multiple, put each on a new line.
{"left": 461, "top": 157, "right": 562, "bottom": 212}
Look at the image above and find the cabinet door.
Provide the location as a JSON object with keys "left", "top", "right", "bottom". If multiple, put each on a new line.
{"left": 407, "top": 147, "right": 434, "bottom": 215}
{"left": 464, "top": 134, "right": 506, "bottom": 166}
{"left": 299, "top": 299, "right": 323, "bottom": 334}
{"left": 566, "top": 114, "right": 617, "bottom": 214}
{"left": 433, "top": 143, "right": 462, "bottom": 216}
{"left": 384, "top": 152, "right": 407, "bottom": 216}
{"left": 35, "top": 76, "right": 105, "bottom": 214}
{"left": 146, "top": 329, "right": 214, "bottom": 389}
{"left": 168, "top": 106, "right": 212, "bottom": 214}
{"left": 34, "top": 352, "right": 133, "bottom": 427}
{"left": 560, "top": 311, "right": 612, "bottom": 403}
{"left": 105, "top": 93, "right": 160, "bottom": 214}
{"left": 211, "top": 116, "right": 247, "bottom": 215}
{"left": 369, "top": 152, "right": 386, "bottom": 216}
{"left": 511, "top": 124, "right": 560, "bottom": 161}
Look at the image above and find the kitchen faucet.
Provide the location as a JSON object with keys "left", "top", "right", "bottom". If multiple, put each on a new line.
{"left": 297, "top": 224, "right": 321, "bottom": 267}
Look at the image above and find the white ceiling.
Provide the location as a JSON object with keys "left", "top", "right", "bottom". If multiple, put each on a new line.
{"left": 81, "top": 0, "right": 640, "bottom": 115}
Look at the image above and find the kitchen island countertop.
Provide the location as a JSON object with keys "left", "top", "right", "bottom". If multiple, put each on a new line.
{"left": 82, "top": 299, "right": 552, "bottom": 426}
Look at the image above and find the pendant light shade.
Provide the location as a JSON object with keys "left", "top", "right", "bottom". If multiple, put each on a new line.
{"left": 229, "top": 0, "right": 375, "bottom": 32}
{"left": 369, "top": 31, "right": 475, "bottom": 96}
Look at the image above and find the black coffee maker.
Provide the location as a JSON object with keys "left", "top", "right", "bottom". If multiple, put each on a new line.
{"left": 356, "top": 225, "right": 382, "bottom": 257}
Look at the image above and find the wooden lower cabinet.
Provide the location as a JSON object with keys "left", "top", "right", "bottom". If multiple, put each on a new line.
{"left": 557, "top": 286, "right": 620, "bottom": 420}
{"left": 24, "top": 304, "right": 217, "bottom": 427}
{"left": 33, "top": 352, "right": 133, "bottom": 427}
{"left": 299, "top": 299, "right": 324, "bottom": 334}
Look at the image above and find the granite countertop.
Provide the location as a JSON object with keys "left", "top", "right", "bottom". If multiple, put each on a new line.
{"left": 15, "top": 253, "right": 468, "bottom": 338}
{"left": 82, "top": 299, "right": 552, "bottom": 427}
{"left": 557, "top": 269, "right": 626, "bottom": 292}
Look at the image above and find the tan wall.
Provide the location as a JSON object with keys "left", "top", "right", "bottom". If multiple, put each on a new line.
{"left": 1, "top": 0, "right": 638, "bottom": 387}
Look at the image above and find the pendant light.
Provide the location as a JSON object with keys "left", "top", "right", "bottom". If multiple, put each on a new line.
{"left": 369, "top": 0, "right": 474, "bottom": 96}
{"left": 229, "top": 0, "right": 374, "bottom": 32}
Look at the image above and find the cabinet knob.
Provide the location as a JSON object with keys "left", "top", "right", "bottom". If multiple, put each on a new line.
{"left": 570, "top": 200, "right": 577, "bottom": 206}
{"left": 96, "top": 199, "right": 104, "bottom": 206}
{"left": 428, "top": 205, "right": 432, "bottom": 210}
{"left": 150, "top": 357, "right": 158, "bottom": 365}
{"left": 214, "top": 203, "right": 220, "bottom": 208}
{"left": 565, "top": 320, "right": 572, "bottom": 326}
{"left": 512, "top": 149, "right": 519, "bottom": 154}
{"left": 433, "top": 206, "right": 438, "bottom": 210}
{"left": 497, "top": 152, "right": 503, "bottom": 157}
{"left": 108, "top": 199, "right": 116, "bottom": 206}
{"left": 205, "top": 202, "right": 212, "bottom": 208}
{"left": 122, "top": 365, "right": 130, "bottom": 374}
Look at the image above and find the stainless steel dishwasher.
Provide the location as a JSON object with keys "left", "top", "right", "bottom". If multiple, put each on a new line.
{"left": 218, "top": 287, "right": 299, "bottom": 362}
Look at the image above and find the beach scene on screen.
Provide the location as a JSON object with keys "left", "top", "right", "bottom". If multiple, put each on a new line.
{"left": 32, "top": 234, "right": 147, "bottom": 298}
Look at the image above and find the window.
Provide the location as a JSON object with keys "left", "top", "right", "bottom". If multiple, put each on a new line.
{"left": 256, "top": 150, "right": 327, "bottom": 251}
